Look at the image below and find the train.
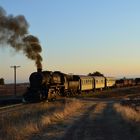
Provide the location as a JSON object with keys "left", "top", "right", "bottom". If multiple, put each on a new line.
{"left": 22, "top": 68, "right": 140, "bottom": 102}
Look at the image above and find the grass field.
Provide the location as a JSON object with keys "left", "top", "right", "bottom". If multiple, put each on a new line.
{"left": 0, "top": 99, "right": 83, "bottom": 140}
{"left": 0, "top": 83, "right": 29, "bottom": 97}
{"left": 1, "top": 86, "right": 140, "bottom": 140}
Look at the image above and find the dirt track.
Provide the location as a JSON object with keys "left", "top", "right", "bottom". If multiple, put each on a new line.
{"left": 32, "top": 98, "right": 139, "bottom": 140}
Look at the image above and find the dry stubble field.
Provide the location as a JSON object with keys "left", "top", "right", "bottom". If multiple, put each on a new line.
{"left": 0, "top": 86, "right": 140, "bottom": 140}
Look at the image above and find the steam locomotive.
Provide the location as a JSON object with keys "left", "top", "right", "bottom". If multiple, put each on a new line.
{"left": 23, "top": 68, "right": 80, "bottom": 102}
{"left": 23, "top": 68, "right": 139, "bottom": 102}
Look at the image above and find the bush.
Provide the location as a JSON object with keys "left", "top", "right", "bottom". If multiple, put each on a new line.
{"left": 0, "top": 78, "right": 4, "bottom": 85}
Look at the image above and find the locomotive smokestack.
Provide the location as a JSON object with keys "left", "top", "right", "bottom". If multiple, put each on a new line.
{"left": 0, "top": 6, "right": 42, "bottom": 68}
{"left": 37, "top": 68, "right": 42, "bottom": 72}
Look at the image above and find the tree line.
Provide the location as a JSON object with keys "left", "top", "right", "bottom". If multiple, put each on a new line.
{"left": 88, "top": 71, "right": 104, "bottom": 76}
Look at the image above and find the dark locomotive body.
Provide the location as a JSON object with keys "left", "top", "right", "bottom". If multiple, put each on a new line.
{"left": 23, "top": 70, "right": 80, "bottom": 102}
{"left": 23, "top": 70, "right": 65, "bottom": 102}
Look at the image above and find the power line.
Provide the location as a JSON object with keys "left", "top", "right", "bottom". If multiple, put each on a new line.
{"left": 10, "top": 65, "right": 20, "bottom": 96}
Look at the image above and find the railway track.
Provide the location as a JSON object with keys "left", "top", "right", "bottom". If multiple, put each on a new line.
{"left": 0, "top": 103, "right": 27, "bottom": 115}
{"left": 0, "top": 103, "right": 23, "bottom": 110}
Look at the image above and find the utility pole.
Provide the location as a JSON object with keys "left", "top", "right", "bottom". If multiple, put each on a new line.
{"left": 10, "top": 65, "right": 20, "bottom": 96}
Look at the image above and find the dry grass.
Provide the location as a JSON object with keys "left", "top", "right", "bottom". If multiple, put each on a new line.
{"left": 89, "top": 102, "right": 107, "bottom": 121}
{"left": 114, "top": 103, "right": 140, "bottom": 122}
{"left": 93, "top": 102, "right": 107, "bottom": 114}
{"left": 0, "top": 99, "right": 83, "bottom": 140}
{"left": 41, "top": 99, "right": 82, "bottom": 126}
{"left": 0, "top": 83, "right": 28, "bottom": 96}
{"left": 114, "top": 103, "right": 140, "bottom": 139}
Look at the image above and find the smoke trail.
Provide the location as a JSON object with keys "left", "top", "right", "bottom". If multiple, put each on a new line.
{"left": 0, "top": 6, "right": 42, "bottom": 68}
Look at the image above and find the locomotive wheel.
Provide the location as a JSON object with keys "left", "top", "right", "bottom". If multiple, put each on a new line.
{"left": 22, "top": 90, "right": 33, "bottom": 103}
{"left": 56, "top": 89, "right": 61, "bottom": 96}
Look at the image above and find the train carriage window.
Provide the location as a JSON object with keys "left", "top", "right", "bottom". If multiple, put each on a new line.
{"left": 83, "top": 80, "right": 85, "bottom": 84}
{"left": 89, "top": 80, "right": 91, "bottom": 84}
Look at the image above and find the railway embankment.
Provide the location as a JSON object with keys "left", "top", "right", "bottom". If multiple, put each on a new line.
{"left": 79, "top": 85, "right": 140, "bottom": 99}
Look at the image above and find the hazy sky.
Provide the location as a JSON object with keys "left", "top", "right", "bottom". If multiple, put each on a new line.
{"left": 0, "top": 0, "right": 140, "bottom": 83}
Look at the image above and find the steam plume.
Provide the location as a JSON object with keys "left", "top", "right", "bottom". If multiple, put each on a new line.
{"left": 0, "top": 6, "right": 42, "bottom": 68}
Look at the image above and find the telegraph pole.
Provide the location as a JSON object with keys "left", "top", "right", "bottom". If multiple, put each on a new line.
{"left": 10, "top": 65, "right": 20, "bottom": 96}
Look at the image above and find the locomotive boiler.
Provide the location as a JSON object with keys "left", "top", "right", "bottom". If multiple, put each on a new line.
{"left": 23, "top": 69, "right": 66, "bottom": 102}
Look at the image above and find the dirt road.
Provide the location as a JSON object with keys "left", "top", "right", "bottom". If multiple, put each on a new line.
{"left": 32, "top": 98, "right": 139, "bottom": 140}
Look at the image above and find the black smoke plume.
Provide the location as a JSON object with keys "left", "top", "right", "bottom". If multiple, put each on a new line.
{"left": 0, "top": 7, "right": 42, "bottom": 68}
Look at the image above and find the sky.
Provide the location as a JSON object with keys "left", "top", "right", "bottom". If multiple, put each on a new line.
{"left": 0, "top": 0, "right": 140, "bottom": 83}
